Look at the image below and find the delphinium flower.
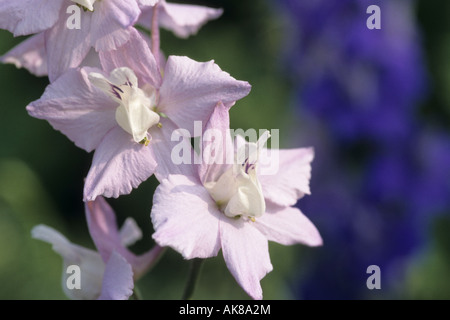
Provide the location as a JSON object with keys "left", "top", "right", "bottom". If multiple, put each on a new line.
{"left": 2, "top": 0, "right": 323, "bottom": 300}
{"left": 0, "top": 0, "right": 223, "bottom": 78}
{"left": 275, "top": 0, "right": 442, "bottom": 299}
{"left": 26, "top": 30, "right": 251, "bottom": 201}
{"left": 0, "top": 0, "right": 161, "bottom": 81}
{"left": 32, "top": 196, "right": 164, "bottom": 300}
{"left": 150, "top": 102, "right": 322, "bottom": 300}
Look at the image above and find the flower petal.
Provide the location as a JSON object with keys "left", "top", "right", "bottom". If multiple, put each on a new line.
{"left": 85, "top": 197, "right": 164, "bottom": 278}
{"left": 84, "top": 126, "right": 157, "bottom": 201}
{"left": 90, "top": 0, "right": 140, "bottom": 52}
{"left": 99, "top": 28, "right": 162, "bottom": 88}
{"left": 26, "top": 68, "right": 116, "bottom": 153}
{"left": 158, "top": 56, "right": 251, "bottom": 135}
{"left": 72, "top": 0, "right": 96, "bottom": 12}
{"left": 98, "top": 251, "right": 134, "bottom": 300}
{"left": 1, "top": 33, "right": 47, "bottom": 77}
{"left": 151, "top": 174, "right": 222, "bottom": 259}
{"left": 136, "top": 0, "right": 159, "bottom": 7}
{"left": 119, "top": 218, "right": 143, "bottom": 247}
{"left": 259, "top": 147, "right": 314, "bottom": 207}
{"left": 96, "top": 0, "right": 140, "bottom": 29}
{"left": 138, "top": 2, "right": 223, "bottom": 38}
{"left": 31, "top": 224, "right": 105, "bottom": 300}
{"left": 44, "top": 12, "right": 92, "bottom": 82}
{"left": 0, "top": 0, "right": 62, "bottom": 36}
{"left": 254, "top": 203, "right": 322, "bottom": 247}
{"left": 219, "top": 218, "right": 273, "bottom": 300}
{"left": 198, "top": 101, "right": 234, "bottom": 185}
{"left": 150, "top": 117, "right": 197, "bottom": 181}
{"left": 160, "top": 2, "right": 223, "bottom": 38}
{"left": 85, "top": 197, "right": 127, "bottom": 262}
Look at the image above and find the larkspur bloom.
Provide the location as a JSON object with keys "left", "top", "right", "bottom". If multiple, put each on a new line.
{"left": 26, "top": 30, "right": 251, "bottom": 201}
{"left": 0, "top": 0, "right": 159, "bottom": 81}
{"left": 0, "top": 0, "right": 221, "bottom": 78}
{"left": 151, "top": 102, "right": 322, "bottom": 299}
{"left": 32, "top": 196, "right": 164, "bottom": 300}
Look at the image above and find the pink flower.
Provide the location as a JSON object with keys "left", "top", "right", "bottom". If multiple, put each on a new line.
{"left": 0, "top": 0, "right": 147, "bottom": 81}
{"left": 151, "top": 102, "right": 322, "bottom": 299}
{"left": 0, "top": 31, "right": 155, "bottom": 78}
{"left": 32, "top": 196, "right": 163, "bottom": 300}
{"left": 26, "top": 30, "right": 251, "bottom": 201}
{"left": 138, "top": 0, "right": 223, "bottom": 38}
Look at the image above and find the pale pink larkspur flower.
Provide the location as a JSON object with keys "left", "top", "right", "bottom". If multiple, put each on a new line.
{"left": 32, "top": 196, "right": 163, "bottom": 300}
{"left": 0, "top": 0, "right": 220, "bottom": 78}
{"left": 0, "top": 0, "right": 153, "bottom": 81}
{"left": 26, "top": 30, "right": 251, "bottom": 201}
{"left": 138, "top": 0, "right": 223, "bottom": 38}
{"left": 151, "top": 102, "right": 322, "bottom": 300}
{"left": 0, "top": 31, "right": 161, "bottom": 78}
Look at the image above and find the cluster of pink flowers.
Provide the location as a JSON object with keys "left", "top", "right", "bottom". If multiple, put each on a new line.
{"left": 1, "top": 0, "right": 322, "bottom": 300}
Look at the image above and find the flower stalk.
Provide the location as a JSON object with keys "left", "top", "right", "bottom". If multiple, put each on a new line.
{"left": 182, "top": 258, "right": 204, "bottom": 300}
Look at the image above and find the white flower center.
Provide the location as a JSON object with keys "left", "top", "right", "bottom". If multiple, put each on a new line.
{"left": 71, "top": 0, "right": 96, "bottom": 11}
{"left": 205, "top": 132, "right": 270, "bottom": 221}
{"left": 89, "top": 67, "right": 161, "bottom": 145}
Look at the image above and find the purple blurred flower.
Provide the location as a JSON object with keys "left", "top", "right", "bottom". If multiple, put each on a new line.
{"left": 276, "top": 0, "right": 450, "bottom": 299}
{"left": 281, "top": 0, "right": 426, "bottom": 145}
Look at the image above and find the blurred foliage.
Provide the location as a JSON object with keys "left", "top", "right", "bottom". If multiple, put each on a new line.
{"left": 0, "top": 0, "right": 449, "bottom": 300}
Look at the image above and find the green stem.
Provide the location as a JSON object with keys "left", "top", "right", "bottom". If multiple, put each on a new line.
{"left": 182, "top": 259, "right": 204, "bottom": 300}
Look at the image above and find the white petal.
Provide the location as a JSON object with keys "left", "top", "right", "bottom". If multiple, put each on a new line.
{"left": 115, "top": 86, "right": 160, "bottom": 142}
{"left": 205, "top": 168, "right": 237, "bottom": 206}
{"left": 72, "top": 0, "right": 96, "bottom": 11}
{"left": 88, "top": 72, "right": 123, "bottom": 103}
{"left": 109, "top": 67, "right": 139, "bottom": 87}
{"left": 32, "top": 225, "right": 105, "bottom": 300}
{"left": 224, "top": 174, "right": 265, "bottom": 219}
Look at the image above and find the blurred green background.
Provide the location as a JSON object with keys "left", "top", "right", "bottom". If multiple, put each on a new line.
{"left": 0, "top": 0, "right": 449, "bottom": 299}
